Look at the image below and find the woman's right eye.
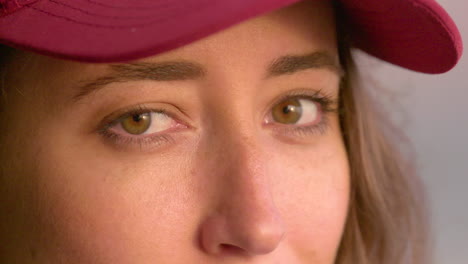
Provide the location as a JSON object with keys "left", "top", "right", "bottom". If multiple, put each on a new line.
{"left": 117, "top": 112, "right": 174, "bottom": 135}
{"left": 98, "top": 107, "right": 186, "bottom": 150}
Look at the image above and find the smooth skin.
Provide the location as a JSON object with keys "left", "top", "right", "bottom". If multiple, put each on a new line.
{"left": 0, "top": 1, "right": 349, "bottom": 263}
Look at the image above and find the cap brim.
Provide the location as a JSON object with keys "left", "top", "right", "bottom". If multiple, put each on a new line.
{"left": 1, "top": 0, "right": 301, "bottom": 62}
{"left": 0, "top": 0, "right": 463, "bottom": 74}
{"left": 341, "top": 0, "right": 463, "bottom": 74}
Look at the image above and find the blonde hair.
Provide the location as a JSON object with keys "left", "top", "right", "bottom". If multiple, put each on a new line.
{"left": 334, "top": 38, "right": 429, "bottom": 263}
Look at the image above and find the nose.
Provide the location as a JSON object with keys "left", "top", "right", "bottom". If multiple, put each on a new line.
{"left": 198, "top": 136, "right": 285, "bottom": 257}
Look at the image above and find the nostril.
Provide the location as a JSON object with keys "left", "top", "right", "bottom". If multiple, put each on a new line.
{"left": 219, "top": 244, "right": 246, "bottom": 255}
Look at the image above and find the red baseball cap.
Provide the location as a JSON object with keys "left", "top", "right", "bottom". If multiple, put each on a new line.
{"left": 0, "top": 0, "right": 463, "bottom": 74}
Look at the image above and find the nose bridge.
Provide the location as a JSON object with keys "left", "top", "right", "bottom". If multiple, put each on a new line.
{"left": 219, "top": 134, "right": 270, "bottom": 206}
{"left": 221, "top": 142, "right": 283, "bottom": 241}
{"left": 234, "top": 142, "right": 272, "bottom": 201}
{"left": 202, "top": 93, "right": 263, "bottom": 181}
{"left": 201, "top": 91, "right": 275, "bottom": 208}
{"left": 198, "top": 127, "right": 285, "bottom": 256}
{"left": 208, "top": 126, "right": 271, "bottom": 202}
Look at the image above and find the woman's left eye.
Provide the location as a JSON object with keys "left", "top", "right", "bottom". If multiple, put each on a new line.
{"left": 270, "top": 98, "right": 320, "bottom": 126}
{"left": 264, "top": 94, "right": 334, "bottom": 136}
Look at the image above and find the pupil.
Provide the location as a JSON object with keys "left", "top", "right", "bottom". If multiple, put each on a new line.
{"left": 121, "top": 112, "right": 151, "bottom": 135}
{"left": 271, "top": 98, "right": 302, "bottom": 124}
{"left": 283, "top": 105, "right": 294, "bottom": 114}
{"left": 133, "top": 114, "right": 143, "bottom": 122}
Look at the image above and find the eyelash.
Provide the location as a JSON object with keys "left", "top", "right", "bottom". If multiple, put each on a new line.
{"left": 99, "top": 125, "right": 174, "bottom": 150}
{"left": 97, "top": 90, "right": 338, "bottom": 150}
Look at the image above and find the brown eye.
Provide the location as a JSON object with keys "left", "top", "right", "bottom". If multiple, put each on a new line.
{"left": 118, "top": 111, "right": 174, "bottom": 136}
{"left": 121, "top": 113, "right": 151, "bottom": 135}
{"left": 271, "top": 98, "right": 319, "bottom": 125}
{"left": 272, "top": 98, "right": 303, "bottom": 124}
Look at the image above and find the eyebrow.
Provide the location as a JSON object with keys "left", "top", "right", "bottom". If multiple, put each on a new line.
{"left": 72, "top": 51, "right": 342, "bottom": 102}
{"left": 266, "top": 51, "right": 343, "bottom": 78}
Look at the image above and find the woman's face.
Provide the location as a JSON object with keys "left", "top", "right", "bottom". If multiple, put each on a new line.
{"left": 0, "top": 1, "right": 349, "bottom": 263}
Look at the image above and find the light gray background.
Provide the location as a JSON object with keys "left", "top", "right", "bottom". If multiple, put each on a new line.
{"left": 354, "top": 1, "right": 467, "bottom": 262}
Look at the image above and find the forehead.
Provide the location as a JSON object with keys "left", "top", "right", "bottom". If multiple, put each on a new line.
{"left": 149, "top": 0, "right": 337, "bottom": 63}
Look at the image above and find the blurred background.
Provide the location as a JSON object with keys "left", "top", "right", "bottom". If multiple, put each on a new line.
{"left": 355, "top": 0, "right": 467, "bottom": 262}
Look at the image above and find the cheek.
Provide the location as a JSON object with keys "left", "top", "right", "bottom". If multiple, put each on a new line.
{"left": 31, "top": 130, "right": 202, "bottom": 263}
{"left": 268, "top": 136, "right": 350, "bottom": 262}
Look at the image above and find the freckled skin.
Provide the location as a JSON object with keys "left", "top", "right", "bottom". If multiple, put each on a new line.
{"left": 0, "top": 1, "right": 349, "bottom": 263}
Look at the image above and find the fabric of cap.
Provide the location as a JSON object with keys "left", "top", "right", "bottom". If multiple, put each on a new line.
{"left": 0, "top": 0, "right": 463, "bottom": 74}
